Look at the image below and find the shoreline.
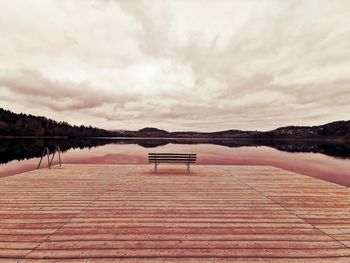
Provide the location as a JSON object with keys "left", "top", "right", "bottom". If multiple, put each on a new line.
{"left": 0, "top": 135, "right": 348, "bottom": 143}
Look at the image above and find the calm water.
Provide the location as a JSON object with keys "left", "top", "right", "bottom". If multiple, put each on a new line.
{"left": 1, "top": 138, "right": 350, "bottom": 186}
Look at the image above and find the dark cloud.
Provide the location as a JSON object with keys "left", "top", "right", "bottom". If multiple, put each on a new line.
{"left": 0, "top": 0, "right": 349, "bottom": 131}
{"left": 0, "top": 69, "right": 138, "bottom": 112}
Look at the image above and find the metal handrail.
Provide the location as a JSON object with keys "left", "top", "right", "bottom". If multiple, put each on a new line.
{"left": 49, "top": 146, "right": 62, "bottom": 167}
{"left": 37, "top": 147, "right": 50, "bottom": 169}
{"left": 37, "top": 146, "right": 62, "bottom": 169}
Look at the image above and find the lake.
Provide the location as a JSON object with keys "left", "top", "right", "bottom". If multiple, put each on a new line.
{"left": 1, "top": 138, "right": 350, "bottom": 186}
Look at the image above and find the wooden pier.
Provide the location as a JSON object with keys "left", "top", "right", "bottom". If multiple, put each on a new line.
{"left": 0, "top": 164, "right": 350, "bottom": 262}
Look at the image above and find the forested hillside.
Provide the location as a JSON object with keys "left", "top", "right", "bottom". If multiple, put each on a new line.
{"left": 0, "top": 108, "right": 115, "bottom": 137}
{"left": 1, "top": 108, "right": 349, "bottom": 140}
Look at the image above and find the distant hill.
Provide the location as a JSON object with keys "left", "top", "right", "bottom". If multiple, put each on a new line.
{"left": 118, "top": 128, "right": 258, "bottom": 138}
{"left": 137, "top": 127, "right": 170, "bottom": 137}
{"left": 255, "top": 121, "right": 350, "bottom": 141}
{"left": 122, "top": 122, "right": 350, "bottom": 141}
{"left": 120, "top": 122, "right": 350, "bottom": 141}
{"left": 0, "top": 107, "right": 349, "bottom": 140}
{"left": 170, "top": 129, "right": 258, "bottom": 139}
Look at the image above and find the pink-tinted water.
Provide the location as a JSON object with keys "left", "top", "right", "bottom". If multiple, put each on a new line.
{"left": 1, "top": 143, "right": 349, "bottom": 186}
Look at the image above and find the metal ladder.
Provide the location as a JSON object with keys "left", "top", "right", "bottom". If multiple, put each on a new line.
{"left": 37, "top": 146, "right": 62, "bottom": 169}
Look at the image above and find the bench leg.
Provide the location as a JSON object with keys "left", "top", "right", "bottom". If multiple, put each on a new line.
{"left": 187, "top": 163, "right": 190, "bottom": 173}
{"left": 154, "top": 163, "right": 158, "bottom": 173}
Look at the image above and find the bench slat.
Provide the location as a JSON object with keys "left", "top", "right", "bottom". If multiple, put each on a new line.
{"left": 148, "top": 153, "right": 197, "bottom": 157}
{"left": 149, "top": 157, "right": 196, "bottom": 160}
{"left": 149, "top": 161, "right": 196, "bottom": 163}
{"left": 149, "top": 161, "right": 196, "bottom": 164}
{"left": 149, "top": 156, "right": 196, "bottom": 159}
{"left": 149, "top": 159, "right": 196, "bottom": 161}
{"left": 149, "top": 155, "right": 195, "bottom": 158}
{"left": 149, "top": 158, "right": 196, "bottom": 160}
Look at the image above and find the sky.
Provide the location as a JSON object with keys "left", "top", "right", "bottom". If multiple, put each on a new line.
{"left": 0, "top": 0, "right": 349, "bottom": 132}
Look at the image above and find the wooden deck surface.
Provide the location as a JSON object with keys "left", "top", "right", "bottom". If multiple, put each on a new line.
{"left": 0, "top": 164, "right": 350, "bottom": 262}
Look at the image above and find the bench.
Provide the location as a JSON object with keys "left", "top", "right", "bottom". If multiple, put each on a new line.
{"left": 148, "top": 153, "right": 197, "bottom": 173}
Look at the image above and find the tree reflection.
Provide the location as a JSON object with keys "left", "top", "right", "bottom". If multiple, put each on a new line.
{"left": 0, "top": 138, "right": 349, "bottom": 165}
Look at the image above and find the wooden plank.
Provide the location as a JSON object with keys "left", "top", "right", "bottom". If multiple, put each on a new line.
{"left": 0, "top": 164, "right": 349, "bottom": 262}
{"left": 18, "top": 258, "right": 350, "bottom": 263}
{"left": 36, "top": 240, "right": 345, "bottom": 249}
{"left": 0, "top": 249, "right": 32, "bottom": 258}
{"left": 23, "top": 248, "right": 350, "bottom": 259}
{"left": 46, "top": 233, "right": 334, "bottom": 242}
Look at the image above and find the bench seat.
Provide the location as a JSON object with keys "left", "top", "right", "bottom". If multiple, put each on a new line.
{"left": 148, "top": 153, "right": 197, "bottom": 173}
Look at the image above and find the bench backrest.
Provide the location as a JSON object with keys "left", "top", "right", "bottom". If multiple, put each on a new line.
{"left": 148, "top": 153, "right": 197, "bottom": 163}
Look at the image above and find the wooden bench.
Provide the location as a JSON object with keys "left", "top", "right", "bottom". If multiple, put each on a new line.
{"left": 148, "top": 153, "right": 197, "bottom": 173}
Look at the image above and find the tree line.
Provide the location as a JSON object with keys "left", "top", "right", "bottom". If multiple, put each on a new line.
{"left": 0, "top": 108, "right": 117, "bottom": 137}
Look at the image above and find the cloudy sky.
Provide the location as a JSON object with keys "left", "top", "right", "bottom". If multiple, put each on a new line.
{"left": 0, "top": 0, "right": 349, "bottom": 131}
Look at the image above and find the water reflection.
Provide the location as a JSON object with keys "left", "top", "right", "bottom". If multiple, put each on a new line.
{"left": 0, "top": 138, "right": 110, "bottom": 165}
{"left": 1, "top": 138, "right": 349, "bottom": 164}
{"left": 1, "top": 138, "right": 350, "bottom": 186}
